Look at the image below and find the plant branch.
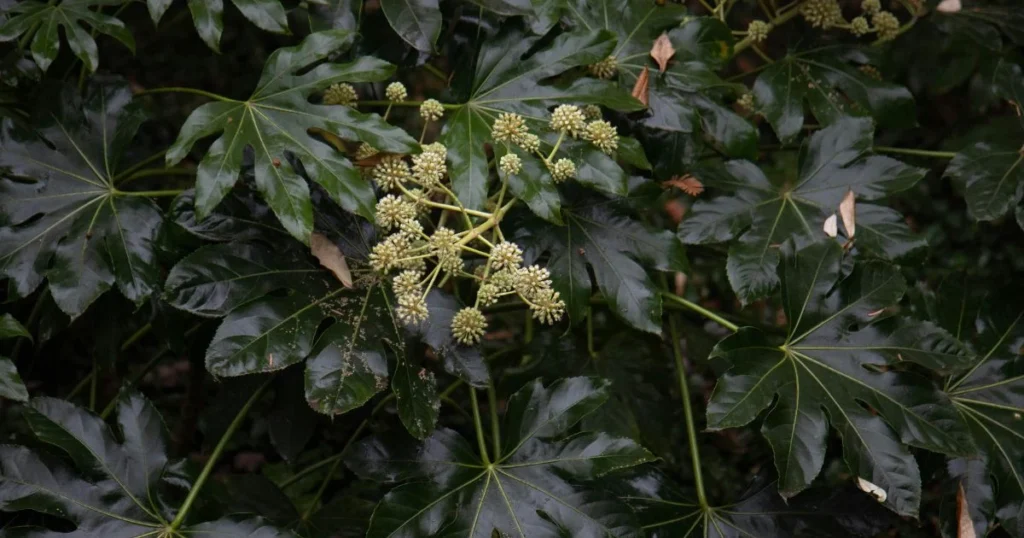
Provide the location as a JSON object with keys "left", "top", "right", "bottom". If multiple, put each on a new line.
{"left": 135, "top": 87, "right": 237, "bottom": 102}
{"left": 668, "top": 315, "right": 709, "bottom": 510}
{"left": 469, "top": 389, "right": 491, "bottom": 465}
{"left": 487, "top": 384, "right": 501, "bottom": 461}
{"left": 874, "top": 146, "right": 956, "bottom": 159}
{"left": 734, "top": 1, "right": 807, "bottom": 53}
{"left": 661, "top": 293, "right": 740, "bottom": 332}
{"left": 168, "top": 378, "right": 271, "bottom": 531}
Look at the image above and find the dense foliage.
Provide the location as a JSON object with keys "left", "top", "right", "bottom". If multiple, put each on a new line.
{"left": 1, "top": 0, "right": 1022, "bottom": 536}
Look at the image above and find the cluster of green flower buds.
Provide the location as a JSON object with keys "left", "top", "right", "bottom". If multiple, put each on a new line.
{"left": 323, "top": 83, "right": 358, "bottom": 106}
{"left": 801, "top": 0, "right": 843, "bottom": 28}
{"left": 588, "top": 56, "right": 618, "bottom": 80}
{"left": 747, "top": 20, "right": 772, "bottom": 43}
{"left": 800, "top": 0, "right": 902, "bottom": 41}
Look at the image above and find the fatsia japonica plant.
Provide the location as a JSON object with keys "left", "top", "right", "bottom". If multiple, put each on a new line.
{"left": 1, "top": 0, "right": 1023, "bottom": 537}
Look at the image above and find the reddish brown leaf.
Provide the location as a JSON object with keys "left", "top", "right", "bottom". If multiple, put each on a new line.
{"left": 310, "top": 232, "right": 353, "bottom": 288}
{"left": 957, "top": 483, "right": 977, "bottom": 538}
{"left": 663, "top": 175, "right": 704, "bottom": 196}
{"left": 632, "top": 66, "right": 650, "bottom": 107}
{"left": 650, "top": 33, "right": 675, "bottom": 73}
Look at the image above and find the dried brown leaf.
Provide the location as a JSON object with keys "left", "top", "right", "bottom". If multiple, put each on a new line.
{"left": 957, "top": 483, "right": 977, "bottom": 538}
{"left": 311, "top": 232, "right": 353, "bottom": 288}
{"left": 823, "top": 214, "right": 838, "bottom": 238}
{"left": 663, "top": 175, "right": 704, "bottom": 196}
{"left": 840, "top": 189, "right": 856, "bottom": 238}
{"left": 650, "top": 33, "right": 675, "bottom": 73}
{"left": 936, "top": 0, "right": 962, "bottom": 13}
{"left": 632, "top": 66, "right": 650, "bottom": 107}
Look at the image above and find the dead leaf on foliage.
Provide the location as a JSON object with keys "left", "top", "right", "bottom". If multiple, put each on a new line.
{"left": 632, "top": 66, "right": 650, "bottom": 107}
{"left": 840, "top": 189, "right": 856, "bottom": 238}
{"left": 650, "top": 33, "right": 675, "bottom": 72}
{"left": 957, "top": 483, "right": 977, "bottom": 538}
{"left": 311, "top": 232, "right": 353, "bottom": 288}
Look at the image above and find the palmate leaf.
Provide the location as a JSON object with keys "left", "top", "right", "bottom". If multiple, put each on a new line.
{"left": 167, "top": 30, "right": 419, "bottom": 244}
{"left": 0, "top": 81, "right": 163, "bottom": 319}
{"left": 707, "top": 239, "right": 974, "bottom": 517}
{"left": 346, "top": 376, "right": 656, "bottom": 538}
{"left": 0, "top": 393, "right": 295, "bottom": 536}
{"left": 442, "top": 26, "right": 645, "bottom": 213}
{"left": 753, "top": 49, "right": 916, "bottom": 144}
{"left": 934, "top": 279, "right": 1024, "bottom": 537}
{"left": 569, "top": 4, "right": 757, "bottom": 160}
{"left": 678, "top": 117, "right": 927, "bottom": 304}
{"left": 146, "top": 0, "right": 289, "bottom": 52}
{"left": 515, "top": 196, "right": 687, "bottom": 334}
{"left": 380, "top": 0, "right": 441, "bottom": 53}
{"left": 618, "top": 470, "right": 897, "bottom": 538}
{"left": 0, "top": 0, "right": 134, "bottom": 73}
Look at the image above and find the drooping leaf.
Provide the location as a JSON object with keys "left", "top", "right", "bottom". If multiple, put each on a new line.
{"left": 0, "top": 0, "right": 134, "bottom": 73}
{"left": 0, "top": 393, "right": 297, "bottom": 536}
{"left": 380, "top": 0, "right": 441, "bottom": 53}
{"left": 753, "top": 50, "right": 916, "bottom": 143}
{"left": 619, "top": 470, "right": 898, "bottom": 538}
{"left": 346, "top": 377, "right": 655, "bottom": 537}
{"left": 678, "top": 117, "right": 927, "bottom": 303}
{"left": 707, "top": 240, "right": 974, "bottom": 516}
{"left": 516, "top": 197, "right": 687, "bottom": 333}
{"left": 442, "top": 26, "right": 645, "bottom": 212}
{"left": 147, "top": 0, "right": 289, "bottom": 52}
{"left": 0, "top": 82, "right": 163, "bottom": 318}
{"left": 945, "top": 141, "right": 1024, "bottom": 222}
{"left": 941, "top": 285, "right": 1024, "bottom": 537}
{"left": 392, "top": 349, "right": 440, "bottom": 440}
{"left": 166, "top": 30, "right": 419, "bottom": 244}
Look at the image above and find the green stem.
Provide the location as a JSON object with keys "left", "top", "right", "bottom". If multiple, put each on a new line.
{"left": 113, "top": 150, "right": 168, "bottom": 182}
{"left": 668, "top": 315, "right": 709, "bottom": 510}
{"left": 546, "top": 132, "right": 566, "bottom": 163}
{"left": 119, "top": 323, "right": 153, "bottom": 352}
{"left": 873, "top": 146, "right": 956, "bottom": 159}
{"left": 487, "top": 384, "right": 501, "bottom": 461}
{"left": 661, "top": 293, "right": 740, "bottom": 332}
{"left": 734, "top": 0, "right": 807, "bottom": 53}
{"left": 469, "top": 389, "right": 491, "bottom": 465}
{"left": 358, "top": 100, "right": 462, "bottom": 109}
{"left": 99, "top": 347, "right": 169, "bottom": 420}
{"left": 423, "top": 63, "right": 448, "bottom": 83}
{"left": 117, "top": 168, "right": 195, "bottom": 185}
{"left": 116, "top": 189, "right": 186, "bottom": 198}
{"left": 168, "top": 379, "right": 271, "bottom": 531}
{"left": 135, "top": 87, "right": 237, "bottom": 102}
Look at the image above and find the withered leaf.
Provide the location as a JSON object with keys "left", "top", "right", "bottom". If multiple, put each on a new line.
{"left": 632, "top": 65, "right": 650, "bottom": 107}
{"left": 310, "top": 232, "right": 353, "bottom": 288}
{"left": 840, "top": 189, "right": 856, "bottom": 238}
{"left": 650, "top": 33, "right": 675, "bottom": 73}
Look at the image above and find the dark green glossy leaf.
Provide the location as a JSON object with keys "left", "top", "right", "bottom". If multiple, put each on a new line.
{"left": 0, "top": 393, "right": 295, "bottom": 535}
{"left": 169, "top": 189, "right": 290, "bottom": 243}
{"left": 945, "top": 141, "right": 1024, "bottom": 222}
{"left": 943, "top": 287, "right": 1024, "bottom": 537}
{"left": 303, "top": 0, "right": 360, "bottom": 33}
{"left": 346, "top": 377, "right": 654, "bottom": 537}
{"left": 444, "top": 27, "right": 644, "bottom": 211}
{"left": 0, "top": 82, "right": 163, "bottom": 318}
{"left": 0, "top": 0, "right": 134, "bottom": 73}
{"left": 567, "top": 0, "right": 687, "bottom": 62}
{"left": 754, "top": 51, "right": 916, "bottom": 143}
{"left": 149, "top": 0, "right": 289, "bottom": 51}
{"left": 380, "top": 0, "right": 440, "bottom": 52}
{"left": 405, "top": 290, "right": 490, "bottom": 387}
{"left": 167, "top": 30, "right": 418, "bottom": 243}
{"left": 708, "top": 240, "right": 973, "bottom": 516}
{"left": 0, "top": 313, "right": 31, "bottom": 341}
{"left": 268, "top": 368, "right": 318, "bottom": 463}
{"left": 0, "top": 357, "right": 28, "bottom": 401}
{"left": 516, "top": 200, "right": 687, "bottom": 333}
{"left": 392, "top": 350, "right": 440, "bottom": 440}
{"left": 679, "top": 117, "right": 927, "bottom": 303}
{"left": 189, "top": 517, "right": 300, "bottom": 537}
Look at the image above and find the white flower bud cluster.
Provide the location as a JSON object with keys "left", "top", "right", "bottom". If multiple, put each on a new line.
{"left": 324, "top": 83, "right": 357, "bottom": 105}
{"left": 588, "top": 56, "right": 618, "bottom": 80}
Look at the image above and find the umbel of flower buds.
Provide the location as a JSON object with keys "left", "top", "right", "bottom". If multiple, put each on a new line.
{"left": 588, "top": 56, "right": 618, "bottom": 80}
{"left": 584, "top": 120, "right": 618, "bottom": 155}
{"left": 801, "top": 0, "right": 843, "bottom": 28}
{"left": 385, "top": 82, "right": 407, "bottom": 102}
{"left": 550, "top": 105, "right": 587, "bottom": 138}
{"left": 420, "top": 99, "right": 444, "bottom": 121}
{"left": 324, "top": 83, "right": 357, "bottom": 105}
{"left": 499, "top": 153, "right": 522, "bottom": 175}
{"left": 747, "top": 20, "right": 771, "bottom": 43}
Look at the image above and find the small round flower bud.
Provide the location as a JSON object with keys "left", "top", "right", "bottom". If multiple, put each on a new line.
{"left": 369, "top": 233, "right": 411, "bottom": 273}
{"left": 422, "top": 142, "right": 448, "bottom": 158}
{"left": 499, "top": 153, "right": 522, "bottom": 175}
{"left": 393, "top": 269, "right": 423, "bottom": 298}
{"left": 520, "top": 133, "right": 541, "bottom": 153}
{"left": 451, "top": 307, "right": 487, "bottom": 345}
{"left": 550, "top": 105, "right": 587, "bottom": 138}
{"left": 583, "top": 105, "right": 602, "bottom": 121}
{"left": 490, "top": 241, "right": 523, "bottom": 270}
{"left": 549, "top": 158, "right": 576, "bottom": 182}
{"left": 872, "top": 11, "right": 900, "bottom": 41}
{"left": 355, "top": 143, "right": 379, "bottom": 160}
{"left": 411, "top": 148, "right": 446, "bottom": 187}
{"left": 420, "top": 99, "right": 444, "bottom": 121}
{"left": 530, "top": 288, "right": 565, "bottom": 325}
{"left": 385, "top": 82, "right": 408, "bottom": 102}
{"left": 477, "top": 283, "right": 500, "bottom": 306}
{"left": 861, "top": 0, "right": 881, "bottom": 14}
{"left": 747, "top": 20, "right": 771, "bottom": 43}
{"left": 584, "top": 120, "right": 618, "bottom": 155}
{"left": 376, "top": 194, "right": 417, "bottom": 230}
{"left": 372, "top": 155, "right": 411, "bottom": 191}
{"left": 850, "top": 16, "right": 870, "bottom": 36}
{"left": 490, "top": 269, "right": 517, "bottom": 292}
{"left": 736, "top": 93, "right": 755, "bottom": 111}
{"left": 397, "top": 294, "right": 429, "bottom": 324}
{"left": 492, "top": 112, "right": 529, "bottom": 145}
{"left": 515, "top": 265, "right": 552, "bottom": 298}
{"left": 587, "top": 56, "right": 618, "bottom": 79}
{"left": 438, "top": 250, "right": 464, "bottom": 274}
{"left": 324, "top": 83, "right": 357, "bottom": 105}
{"left": 801, "top": 0, "right": 843, "bottom": 28}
